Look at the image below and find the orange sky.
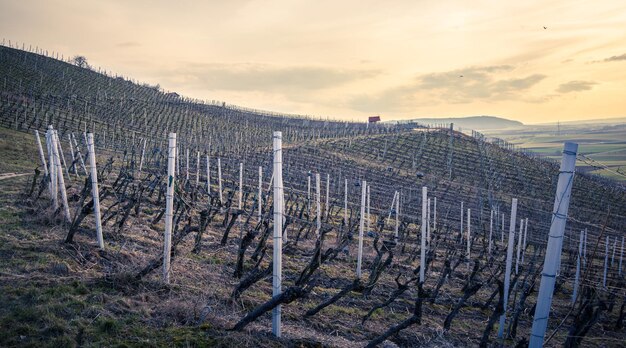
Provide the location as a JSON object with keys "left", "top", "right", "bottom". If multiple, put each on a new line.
{"left": 1, "top": 0, "right": 625, "bottom": 124}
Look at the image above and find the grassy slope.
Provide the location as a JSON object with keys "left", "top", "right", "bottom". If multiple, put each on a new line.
{"left": 0, "top": 127, "right": 287, "bottom": 347}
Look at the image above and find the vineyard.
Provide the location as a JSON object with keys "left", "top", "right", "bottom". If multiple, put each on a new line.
{"left": 1, "top": 43, "right": 625, "bottom": 347}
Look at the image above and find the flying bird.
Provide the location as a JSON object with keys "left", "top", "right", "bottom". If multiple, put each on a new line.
{"left": 543, "top": 26, "right": 547, "bottom": 29}
{"left": 459, "top": 75, "right": 464, "bottom": 77}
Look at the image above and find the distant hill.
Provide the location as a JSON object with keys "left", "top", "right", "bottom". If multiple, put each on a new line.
{"left": 400, "top": 116, "right": 523, "bottom": 130}
{"left": 532, "top": 116, "right": 626, "bottom": 126}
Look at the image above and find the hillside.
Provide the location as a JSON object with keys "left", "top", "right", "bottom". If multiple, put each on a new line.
{"left": 1, "top": 45, "right": 625, "bottom": 347}
{"left": 398, "top": 116, "right": 523, "bottom": 130}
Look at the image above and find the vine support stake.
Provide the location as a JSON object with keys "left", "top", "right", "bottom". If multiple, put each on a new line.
{"left": 420, "top": 186, "right": 427, "bottom": 282}
{"left": 499, "top": 197, "right": 518, "bottom": 339}
{"left": 87, "top": 133, "right": 104, "bottom": 249}
{"left": 356, "top": 180, "right": 366, "bottom": 278}
{"left": 163, "top": 133, "right": 177, "bottom": 283}
{"left": 52, "top": 130, "right": 71, "bottom": 222}
{"left": 316, "top": 173, "right": 321, "bottom": 236}
{"left": 529, "top": 142, "right": 577, "bottom": 347}
{"left": 272, "top": 131, "right": 283, "bottom": 338}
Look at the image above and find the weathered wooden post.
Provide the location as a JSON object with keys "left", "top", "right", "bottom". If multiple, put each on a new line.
{"left": 138, "top": 138, "right": 146, "bottom": 173}
{"left": 433, "top": 197, "right": 437, "bottom": 231}
{"left": 185, "top": 148, "right": 190, "bottom": 181}
{"left": 460, "top": 201, "right": 464, "bottom": 242}
{"left": 87, "top": 133, "right": 104, "bottom": 249}
{"left": 46, "top": 128, "right": 58, "bottom": 210}
{"left": 272, "top": 131, "right": 283, "bottom": 337}
{"left": 501, "top": 213, "right": 505, "bottom": 242}
{"left": 522, "top": 218, "right": 529, "bottom": 263}
{"left": 357, "top": 180, "right": 367, "bottom": 278}
{"left": 258, "top": 166, "right": 262, "bottom": 220}
{"left": 72, "top": 133, "right": 88, "bottom": 176}
{"left": 572, "top": 229, "right": 584, "bottom": 304}
{"left": 307, "top": 175, "right": 311, "bottom": 218}
{"left": 489, "top": 209, "right": 493, "bottom": 255}
{"left": 343, "top": 179, "right": 348, "bottom": 226}
{"left": 530, "top": 142, "right": 577, "bottom": 347}
{"left": 499, "top": 197, "right": 518, "bottom": 339}
{"left": 466, "top": 208, "right": 471, "bottom": 261}
{"left": 206, "top": 155, "right": 211, "bottom": 194}
{"left": 196, "top": 152, "right": 200, "bottom": 187}
{"left": 367, "top": 185, "right": 371, "bottom": 233}
{"left": 420, "top": 187, "right": 427, "bottom": 282}
{"left": 325, "top": 173, "right": 330, "bottom": 220}
{"left": 516, "top": 218, "right": 524, "bottom": 274}
{"left": 611, "top": 237, "right": 617, "bottom": 267}
{"left": 426, "top": 198, "right": 430, "bottom": 248}
{"left": 163, "top": 133, "right": 177, "bottom": 284}
{"left": 238, "top": 163, "right": 243, "bottom": 210}
{"left": 316, "top": 173, "right": 321, "bottom": 236}
{"left": 619, "top": 236, "right": 624, "bottom": 277}
{"left": 603, "top": 236, "right": 609, "bottom": 288}
{"left": 51, "top": 130, "right": 71, "bottom": 222}
{"left": 67, "top": 133, "right": 78, "bottom": 177}
{"left": 394, "top": 190, "right": 399, "bottom": 242}
{"left": 217, "top": 158, "right": 223, "bottom": 206}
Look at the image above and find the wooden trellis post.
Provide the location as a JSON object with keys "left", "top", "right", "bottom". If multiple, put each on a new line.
{"left": 196, "top": 152, "right": 200, "bottom": 187}
{"left": 499, "top": 197, "right": 518, "bottom": 339}
{"left": 427, "top": 198, "right": 431, "bottom": 244}
{"left": 603, "top": 236, "right": 609, "bottom": 288}
{"left": 522, "top": 218, "right": 528, "bottom": 263}
{"left": 433, "top": 197, "right": 437, "bottom": 231}
{"left": 258, "top": 166, "right": 262, "bottom": 220}
{"left": 366, "top": 185, "right": 371, "bottom": 233}
{"left": 71, "top": 133, "right": 88, "bottom": 176}
{"left": 489, "top": 209, "right": 493, "bottom": 255}
{"left": 67, "top": 133, "right": 78, "bottom": 177}
{"left": 357, "top": 180, "right": 367, "bottom": 278}
{"left": 343, "top": 179, "right": 348, "bottom": 226}
{"left": 460, "top": 201, "right": 464, "bottom": 242}
{"left": 530, "top": 142, "right": 577, "bottom": 347}
{"left": 51, "top": 130, "right": 71, "bottom": 222}
{"left": 272, "top": 131, "right": 283, "bottom": 338}
{"left": 138, "top": 138, "right": 146, "bottom": 173}
{"left": 325, "top": 173, "right": 330, "bottom": 220}
{"left": 420, "top": 187, "right": 427, "bottom": 282}
{"left": 238, "top": 162, "right": 243, "bottom": 210}
{"left": 516, "top": 218, "right": 524, "bottom": 274}
{"left": 394, "top": 190, "right": 399, "bottom": 242}
{"left": 163, "top": 133, "right": 177, "bottom": 283}
{"left": 316, "top": 173, "right": 321, "bottom": 236}
{"left": 619, "top": 236, "right": 624, "bottom": 277}
{"left": 466, "top": 208, "right": 471, "bottom": 262}
{"left": 86, "top": 133, "right": 104, "bottom": 249}
{"left": 217, "top": 158, "right": 223, "bottom": 206}
{"left": 206, "top": 155, "right": 211, "bottom": 194}
{"left": 572, "top": 229, "right": 583, "bottom": 304}
{"left": 46, "top": 128, "right": 58, "bottom": 210}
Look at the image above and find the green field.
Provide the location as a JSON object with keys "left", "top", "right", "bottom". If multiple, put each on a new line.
{"left": 483, "top": 123, "right": 626, "bottom": 182}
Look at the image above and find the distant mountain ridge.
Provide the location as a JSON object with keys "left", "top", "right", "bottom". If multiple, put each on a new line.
{"left": 399, "top": 116, "right": 523, "bottom": 130}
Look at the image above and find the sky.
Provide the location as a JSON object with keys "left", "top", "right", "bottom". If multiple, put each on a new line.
{"left": 1, "top": 0, "right": 625, "bottom": 124}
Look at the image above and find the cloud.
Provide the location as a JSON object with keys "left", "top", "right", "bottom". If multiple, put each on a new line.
{"left": 348, "top": 65, "right": 547, "bottom": 112}
{"left": 603, "top": 53, "right": 626, "bottom": 62}
{"left": 556, "top": 80, "right": 597, "bottom": 93}
{"left": 116, "top": 41, "right": 141, "bottom": 48}
{"left": 158, "top": 63, "right": 380, "bottom": 93}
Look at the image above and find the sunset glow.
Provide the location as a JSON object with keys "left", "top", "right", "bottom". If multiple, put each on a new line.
{"left": 1, "top": 0, "right": 625, "bottom": 123}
